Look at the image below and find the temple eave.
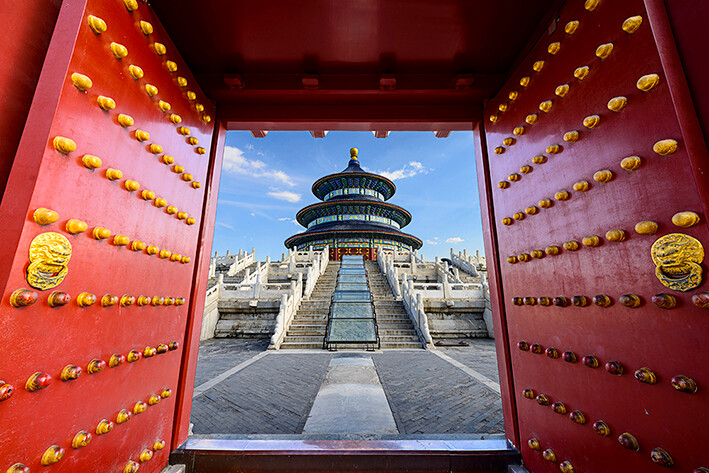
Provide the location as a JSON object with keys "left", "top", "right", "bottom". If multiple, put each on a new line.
{"left": 295, "top": 200, "right": 413, "bottom": 227}
{"left": 284, "top": 228, "right": 423, "bottom": 251}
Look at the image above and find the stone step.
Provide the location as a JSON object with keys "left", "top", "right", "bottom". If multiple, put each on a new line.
{"left": 377, "top": 329, "right": 417, "bottom": 335}
{"left": 280, "top": 341, "right": 324, "bottom": 349}
{"left": 287, "top": 329, "right": 326, "bottom": 336}
{"left": 374, "top": 308, "right": 408, "bottom": 313}
{"left": 377, "top": 316, "right": 412, "bottom": 322}
{"left": 379, "top": 341, "right": 424, "bottom": 349}
{"left": 378, "top": 326, "right": 415, "bottom": 333}
{"left": 282, "top": 335, "right": 325, "bottom": 342}
{"left": 299, "top": 303, "right": 332, "bottom": 308}
{"left": 430, "top": 329, "right": 490, "bottom": 338}
{"left": 290, "top": 318, "right": 327, "bottom": 323}
{"left": 289, "top": 322, "right": 328, "bottom": 328}
{"left": 380, "top": 335, "right": 420, "bottom": 342}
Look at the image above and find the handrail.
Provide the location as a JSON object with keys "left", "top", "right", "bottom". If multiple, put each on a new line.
{"left": 449, "top": 250, "right": 482, "bottom": 279}
{"left": 269, "top": 246, "right": 329, "bottom": 349}
{"left": 268, "top": 274, "right": 303, "bottom": 350}
{"left": 377, "top": 247, "right": 401, "bottom": 298}
{"left": 400, "top": 273, "right": 434, "bottom": 349}
{"left": 200, "top": 281, "right": 222, "bottom": 340}
{"left": 376, "top": 246, "right": 432, "bottom": 349}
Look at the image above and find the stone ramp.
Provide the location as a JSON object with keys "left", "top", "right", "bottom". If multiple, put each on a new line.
{"left": 323, "top": 255, "right": 379, "bottom": 350}
{"left": 365, "top": 261, "right": 423, "bottom": 349}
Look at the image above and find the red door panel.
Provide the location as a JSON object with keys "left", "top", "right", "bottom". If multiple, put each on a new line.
{"left": 479, "top": 0, "right": 708, "bottom": 472}
{"left": 0, "top": 0, "right": 215, "bottom": 471}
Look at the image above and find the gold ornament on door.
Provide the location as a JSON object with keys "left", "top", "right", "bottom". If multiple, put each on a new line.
{"left": 651, "top": 233, "right": 703, "bottom": 291}
{"left": 26, "top": 232, "right": 72, "bottom": 290}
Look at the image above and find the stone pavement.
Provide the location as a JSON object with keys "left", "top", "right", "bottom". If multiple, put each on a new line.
{"left": 191, "top": 351, "right": 332, "bottom": 434}
{"left": 303, "top": 355, "right": 398, "bottom": 434}
{"left": 190, "top": 339, "right": 504, "bottom": 436}
{"left": 373, "top": 350, "right": 504, "bottom": 434}
{"left": 193, "top": 339, "right": 269, "bottom": 386}
{"left": 437, "top": 338, "right": 501, "bottom": 383}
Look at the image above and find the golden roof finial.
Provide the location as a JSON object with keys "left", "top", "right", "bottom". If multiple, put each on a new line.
{"left": 350, "top": 147, "right": 358, "bottom": 160}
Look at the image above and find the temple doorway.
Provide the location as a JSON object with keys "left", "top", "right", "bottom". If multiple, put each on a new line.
{"left": 188, "top": 130, "right": 503, "bottom": 439}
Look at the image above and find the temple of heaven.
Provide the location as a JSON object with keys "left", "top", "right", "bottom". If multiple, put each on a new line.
{"left": 284, "top": 148, "right": 423, "bottom": 261}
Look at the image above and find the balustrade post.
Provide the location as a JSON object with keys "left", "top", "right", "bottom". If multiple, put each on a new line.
{"left": 255, "top": 278, "right": 261, "bottom": 299}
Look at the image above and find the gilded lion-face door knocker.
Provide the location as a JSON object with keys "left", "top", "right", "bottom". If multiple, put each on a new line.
{"left": 26, "top": 232, "right": 72, "bottom": 290}
{"left": 651, "top": 233, "right": 704, "bottom": 292}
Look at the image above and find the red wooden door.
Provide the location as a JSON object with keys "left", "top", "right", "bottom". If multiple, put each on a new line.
{"left": 0, "top": 0, "right": 221, "bottom": 471}
{"left": 477, "top": 0, "right": 709, "bottom": 472}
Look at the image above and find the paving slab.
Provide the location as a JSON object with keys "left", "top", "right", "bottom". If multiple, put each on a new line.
{"left": 303, "top": 356, "right": 398, "bottom": 434}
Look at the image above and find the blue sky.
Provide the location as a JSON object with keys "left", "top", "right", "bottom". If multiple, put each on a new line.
{"left": 210, "top": 131, "right": 485, "bottom": 260}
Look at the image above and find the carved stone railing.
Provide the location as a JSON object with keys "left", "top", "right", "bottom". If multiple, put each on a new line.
{"left": 303, "top": 246, "right": 329, "bottom": 298}
{"left": 226, "top": 251, "right": 256, "bottom": 276}
{"left": 377, "top": 246, "right": 401, "bottom": 298}
{"left": 400, "top": 273, "right": 434, "bottom": 349}
{"left": 269, "top": 246, "right": 329, "bottom": 349}
{"left": 200, "top": 283, "right": 222, "bottom": 340}
{"left": 410, "top": 281, "right": 484, "bottom": 299}
{"left": 449, "top": 250, "right": 480, "bottom": 279}
{"left": 377, "top": 247, "right": 432, "bottom": 348}
{"left": 269, "top": 274, "right": 303, "bottom": 349}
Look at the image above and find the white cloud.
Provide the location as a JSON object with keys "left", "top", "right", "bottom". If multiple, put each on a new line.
{"left": 222, "top": 146, "right": 295, "bottom": 187}
{"left": 446, "top": 237, "right": 465, "bottom": 243}
{"left": 267, "top": 191, "right": 301, "bottom": 203}
{"left": 250, "top": 212, "right": 255, "bottom": 216}
{"left": 375, "top": 161, "right": 430, "bottom": 180}
{"left": 216, "top": 222, "right": 235, "bottom": 230}
{"left": 277, "top": 217, "right": 291, "bottom": 221}
{"left": 425, "top": 239, "right": 439, "bottom": 245}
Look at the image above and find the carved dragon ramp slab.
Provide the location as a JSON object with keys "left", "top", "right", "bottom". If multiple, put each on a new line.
{"left": 480, "top": 0, "right": 709, "bottom": 472}
{"left": 0, "top": 0, "right": 215, "bottom": 471}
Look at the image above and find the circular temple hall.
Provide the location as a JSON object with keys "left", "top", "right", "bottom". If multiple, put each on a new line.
{"left": 284, "top": 148, "right": 423, "bottom": 260}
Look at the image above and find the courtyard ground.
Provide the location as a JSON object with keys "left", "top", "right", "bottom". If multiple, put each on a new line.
{"left": 189, "top": 338, "right": 504, "bottom": 439}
